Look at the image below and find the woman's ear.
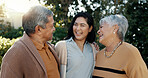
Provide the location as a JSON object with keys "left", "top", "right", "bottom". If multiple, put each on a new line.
{"left": 113, "top": 24, "right": 119, "bottom": 33}
{"left": 89, "top": 26, "right": 93, "bottom": 32}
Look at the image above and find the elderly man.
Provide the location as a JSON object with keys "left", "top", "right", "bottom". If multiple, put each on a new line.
{"left": 0, "top": 6, "right": 60, "bottom": 78}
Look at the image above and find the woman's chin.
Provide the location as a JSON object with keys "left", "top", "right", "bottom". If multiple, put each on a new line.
{"left": 99, "top": 39, "right": 107, "bottom": 45}
{"left": 99, "top": 39, "right": 103, "bottom": 44}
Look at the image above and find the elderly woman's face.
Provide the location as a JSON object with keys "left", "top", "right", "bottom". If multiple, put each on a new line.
{"left": 97, "top": 22, "right": 115, "bottom": 45}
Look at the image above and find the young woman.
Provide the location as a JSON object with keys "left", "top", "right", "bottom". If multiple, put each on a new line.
{"left": 55, "top": 12, "right": 97, "bottom": 78}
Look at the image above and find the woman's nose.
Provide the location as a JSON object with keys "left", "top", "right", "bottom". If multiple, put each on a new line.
{"left": 97, "top": 30, "right": 100, "bottom": 34}
{"left": 76, "top": 26, "right": 81, "bottom": 30}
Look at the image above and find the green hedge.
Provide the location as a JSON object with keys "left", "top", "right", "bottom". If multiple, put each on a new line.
{"left": 52, "top": 27, "right": 67, "bottom": 44}
{"left": 0, "top": 25, "right": 24, "bottom": 39}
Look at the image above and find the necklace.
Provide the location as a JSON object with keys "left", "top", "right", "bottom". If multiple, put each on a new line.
{"left": 104, "top": 42, "right": 122, "bottom": 58}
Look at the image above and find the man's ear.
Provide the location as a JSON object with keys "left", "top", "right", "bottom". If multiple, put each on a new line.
{"left": 35, "top": 25, "right": 42, "bottom": 33}
{"left": 113, "top": 24, "right": 119, "bottom": 33}
{"left": 89, "top": 26, "right": 93, "bottom": 32}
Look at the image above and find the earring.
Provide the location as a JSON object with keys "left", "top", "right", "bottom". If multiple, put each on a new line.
{"left": 113, "top": 32, "right": 115, "bottom": 34}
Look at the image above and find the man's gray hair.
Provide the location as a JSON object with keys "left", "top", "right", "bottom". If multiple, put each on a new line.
{"left": 99, "top": 14, "right": 128, "bottom": 41}
{"left": 22, "top": 5, "right": 53, "bottom": 35}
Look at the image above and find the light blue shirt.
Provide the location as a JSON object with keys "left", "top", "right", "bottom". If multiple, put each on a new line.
{"left": 66, "top": 37, "right": 94, "bottom": 78}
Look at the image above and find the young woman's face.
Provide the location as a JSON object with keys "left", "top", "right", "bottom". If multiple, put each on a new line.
{"left": 73, "top": 17, "right": 92, "bottom": 41}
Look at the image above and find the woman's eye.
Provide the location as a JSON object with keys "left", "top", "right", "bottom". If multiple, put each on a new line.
{"left": 74, "top": 23, "right": 78, "bottom": 26}
{"left": 81, "top": 24, "right": 85, "bottom": 27}
{"left": 81, "top": 24, "right": 86, "bottom": 27}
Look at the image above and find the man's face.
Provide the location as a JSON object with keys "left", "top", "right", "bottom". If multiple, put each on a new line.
{"left": 41, "top": 16, "right": 55, "bottom": 41}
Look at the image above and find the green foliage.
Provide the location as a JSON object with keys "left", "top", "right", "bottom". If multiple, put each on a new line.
{"left": 45, "top": 0, "right": 73, "bottom": 28}
{"left": 0, "top": 36, "right": 19, "bottom": 65}
{"left": 51, "top": 26, "right": 68, "bottom": 44}
{"left": 0, "top": 24, "right": 24, "bottom": 39}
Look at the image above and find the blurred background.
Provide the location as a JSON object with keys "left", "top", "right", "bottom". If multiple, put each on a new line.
{"left": 0, "top": 0, "right": 148, "bottom": 67}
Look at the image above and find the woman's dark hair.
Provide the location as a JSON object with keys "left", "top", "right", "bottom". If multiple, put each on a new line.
{"left": 65, "top": 12, "right": 96, "bottom": 43}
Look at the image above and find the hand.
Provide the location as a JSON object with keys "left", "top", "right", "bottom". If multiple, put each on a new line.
{"left": 92, "top": 42, "right": 99, "bottom": 51}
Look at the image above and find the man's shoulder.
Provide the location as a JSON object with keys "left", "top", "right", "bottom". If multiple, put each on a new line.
{"left": 3, "top": 39, "right": 29, "bottom": 61}
{"left": 10, "top": 38, "right": 26, "bottom": 51}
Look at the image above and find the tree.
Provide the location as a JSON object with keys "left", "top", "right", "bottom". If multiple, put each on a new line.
{"left": 45, "top": 0, "right": 74, "bottom": 28}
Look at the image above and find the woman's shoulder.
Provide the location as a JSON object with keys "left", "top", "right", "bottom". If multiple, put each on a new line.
{"left": 55, "top": 40, "right": 66, "bottom": 46}
{"left": 120, "top": 42, "right": 141, "bottom": 58}
{"left": 55, "top": 40, "right": 67, "bottom": 51}
{"left": 121, "top": 42, "right": 139, "bottom": 52}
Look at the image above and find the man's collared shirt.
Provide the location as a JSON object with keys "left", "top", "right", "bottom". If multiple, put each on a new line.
{"left": 31, "top": 39, "right": 60, "bottom": 78}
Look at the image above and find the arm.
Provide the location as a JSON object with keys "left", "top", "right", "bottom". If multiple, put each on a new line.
{"left": 125, "top": 47, "right": 148, "bottom": 78}
{"left": 92, "top": 42, "right": 100, "bottom": 52}
{"left": 1, "top": 61, "right": 18, "bottom": 78}
{"left": 55, "top": 41, "right": 67, "bottom": 78}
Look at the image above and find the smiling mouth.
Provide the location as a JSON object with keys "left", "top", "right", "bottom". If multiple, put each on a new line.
{"left": 99, "top": 34, "right": 103, "bottom": 39}
{"left": 75, "top": 32, "right": 82, "bottom": 36}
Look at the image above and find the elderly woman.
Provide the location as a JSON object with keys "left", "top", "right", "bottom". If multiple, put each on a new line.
{"left": 93, "top": 15, "right": 148, "bottom": 78}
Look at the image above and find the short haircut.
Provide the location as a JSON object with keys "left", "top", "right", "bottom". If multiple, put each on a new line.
{"left": 66, "top": 12, "right": 96, "bottom": 43}
{"left": 99, "top": 15, "right": 128, "bottom": 41}
{"left": 22, "top": 5, "right": 53, "bottom": 35}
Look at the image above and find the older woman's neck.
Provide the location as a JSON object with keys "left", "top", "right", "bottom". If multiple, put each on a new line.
{"left": 105, "top": 38, "right": 121, "bottom": 52}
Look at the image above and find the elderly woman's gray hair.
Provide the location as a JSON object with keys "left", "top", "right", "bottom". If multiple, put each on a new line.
{"left": 99, "top": 14, "right": 128, "bottom": 41}
{"left": 22, "top": 5, "right": 53, "bottom": 35}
